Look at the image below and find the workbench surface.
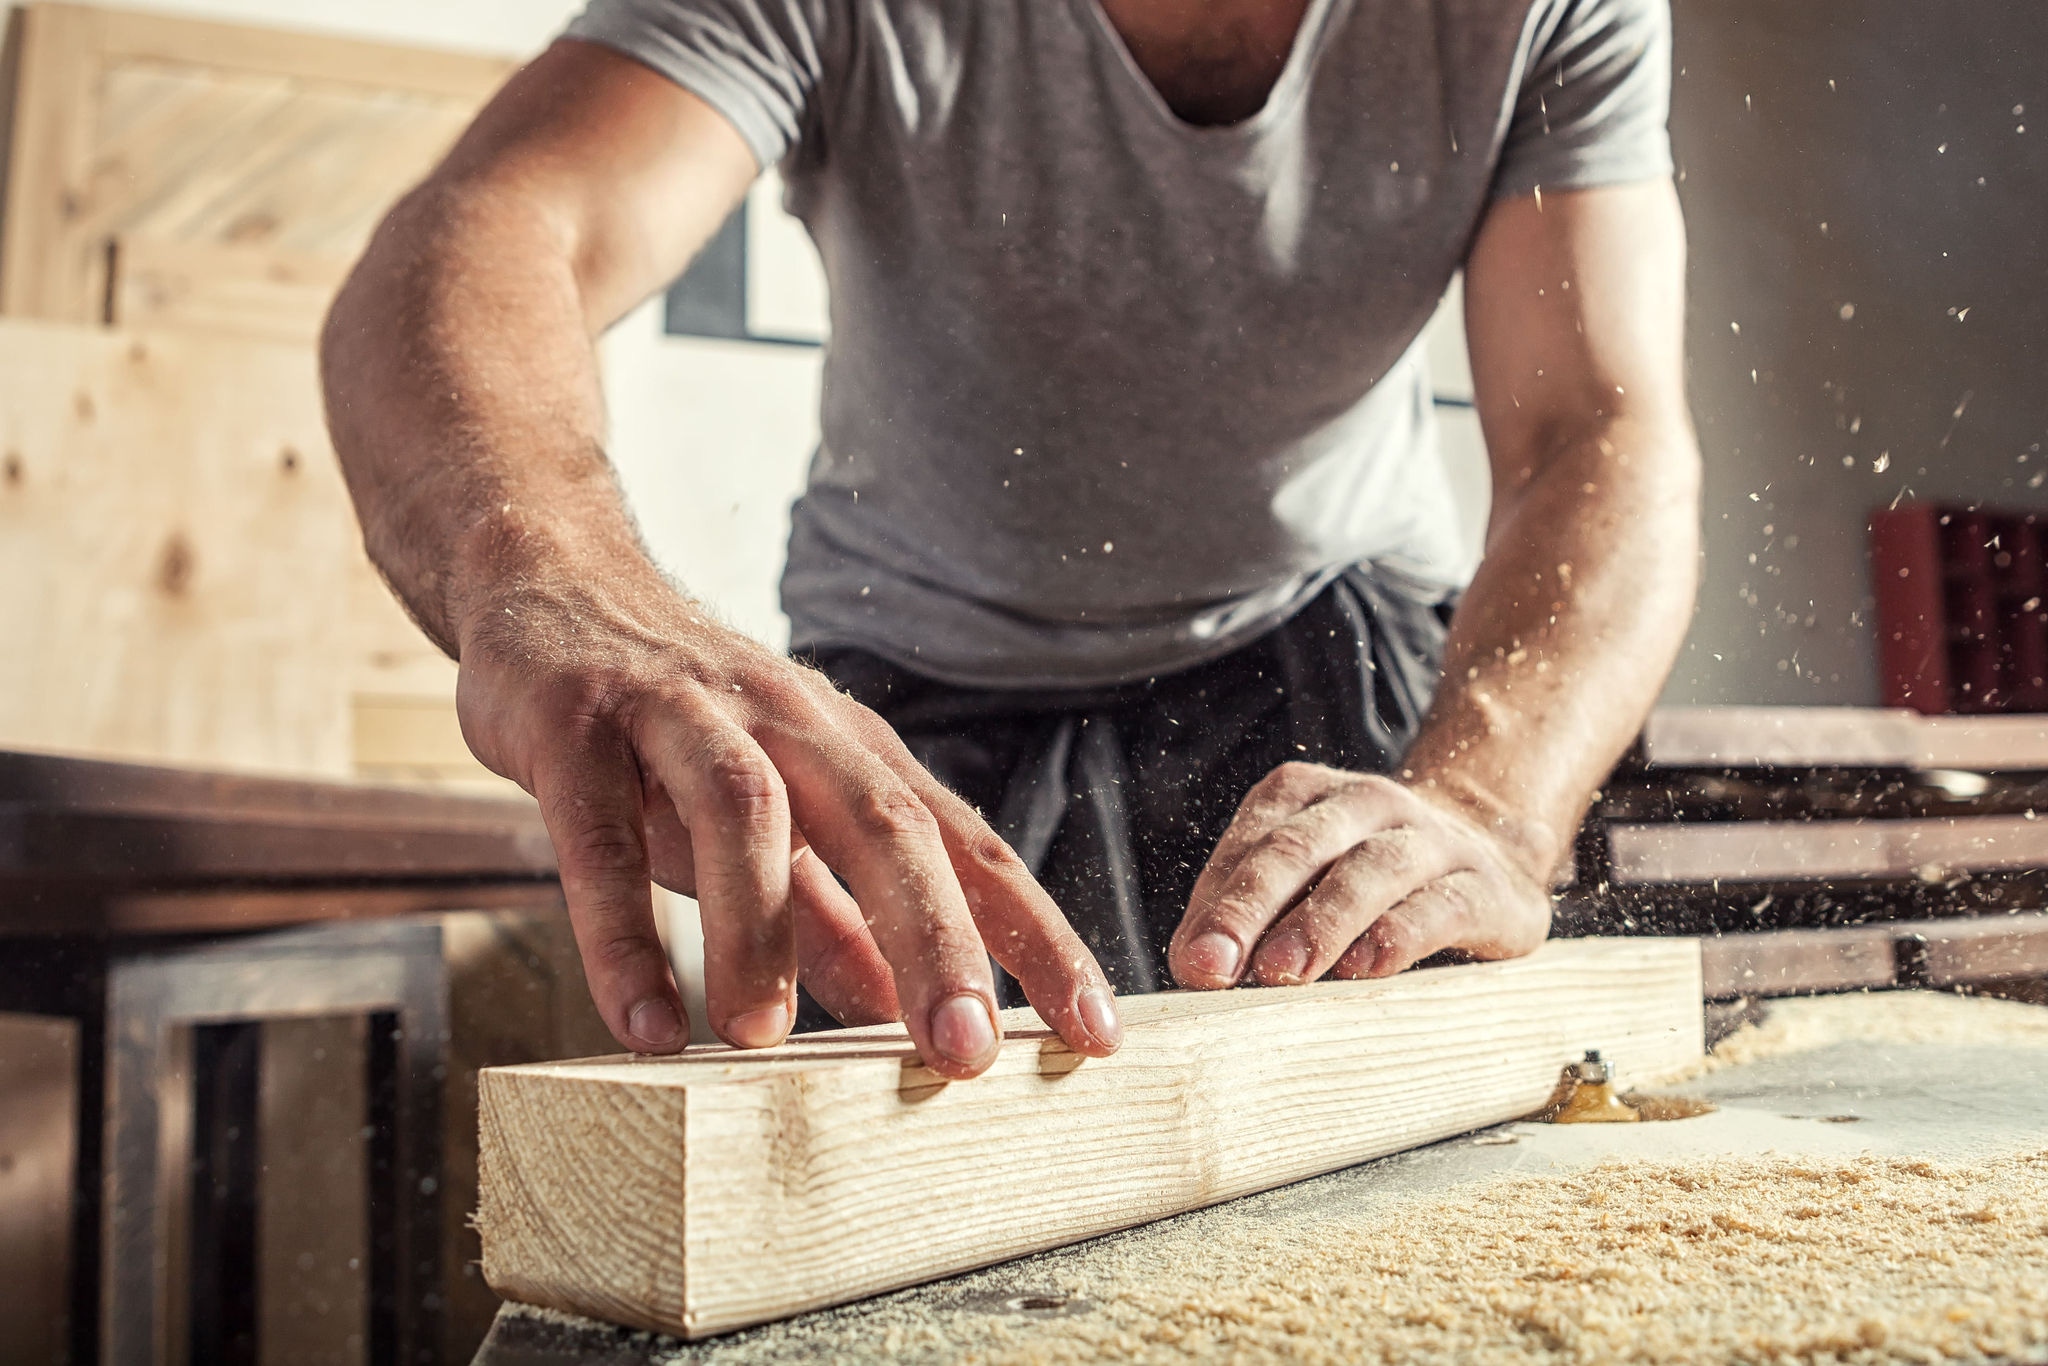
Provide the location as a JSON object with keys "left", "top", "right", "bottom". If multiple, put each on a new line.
{"left": 471, "top": 997, "right": 2048, "bottom": 1365}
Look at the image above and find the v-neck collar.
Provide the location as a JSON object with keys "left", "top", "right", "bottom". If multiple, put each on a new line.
{"left": 1070, "top": 0, "right": 1339, "bottom": 140}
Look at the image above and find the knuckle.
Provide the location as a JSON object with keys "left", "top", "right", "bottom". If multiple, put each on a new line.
{"left": 1357, "top": 826, "right": 1425, "bottom": 875}
{"left": 1258, "top": 826, "right": 1320, "bottom": 868}
{"left": 959, "top": 828, "right": 1027, "bottom": 880}
{"left": 852, "top": 782, "right": 940, "bottom": 843}
{"left": 556, "top": 815, "right": 645, "bottom": 873}
{"left": 1268, "top": 760, "right": 1324, "bottom": 794}
{"left": 588, "top": 931, "right": 662, "bottom": 970}
{"left": 700, "top": 749, "right": 783, "bottom": 819}
{"left": 795, "top": 665, "right": 846, "bottom": 705}
{"left": 547, "top": 669, "right": 637, "bottom": 730}
{"left": 1355, "top": 773, "right": 1407, "bottom": 802}
{"left": 1431, "top": 873, "right": 1480, "bottom": 923}
{"left": 1372, "top": 914, "right": 1420, "bottom": 962}
{"left": 741, "top": 667, "right": 810, "bottom": 717}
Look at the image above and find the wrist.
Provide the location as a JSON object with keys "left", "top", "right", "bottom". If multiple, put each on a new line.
{"left": 446, "top": 502, "right": 674, "bottom": 657}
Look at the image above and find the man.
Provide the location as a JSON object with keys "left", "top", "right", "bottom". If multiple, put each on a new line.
{"left": 321, "top": 0, "right": 1699, "bottom": 1081}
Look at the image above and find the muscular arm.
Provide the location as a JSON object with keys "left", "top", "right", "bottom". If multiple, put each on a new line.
{"left": 1169, "top": 181, "right": 1699, "bottom": 986}
{"left": 322, "top": 40, "right": 1123, "bottom": 1073}
{"left": 1412, "top": 180, "right": 1699, "bottom": 894}
{"left": 324, "top": 41, "right": 751, "bottom": 652}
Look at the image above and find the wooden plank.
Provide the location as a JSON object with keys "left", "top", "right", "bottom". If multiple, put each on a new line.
{"left": 1641, "top": 706, "right": 1922, "bottom": 769}
{"left": 1700, "top": 925, "right": 1897, "bottom": 999}
{"left": 1909, "top": 715, "right": 2048, "bottom": 774}
{"left": 1607, "top": 814, "right": 2048, "bottom": 885}
{"left": 0, "top": 317, "right": 465, "bottom": 780}
{"left": 0, "top": 318, "right": 356, "bottom": 773}
{"left": 108, "top": 236, "right": 351, "bottom": 344}
{"left": 0, "top": 1013, "right": 78, "bottom": 1364}
{"left": 1641, "top": 705, "right": 2048, "bottom": 773}
{"left": 0, "top": 2, "right": 508, "bottom": 332}
{"left": 0, "top": 745, "right": 533, "bottom": 827}
{"left": 1902, "top": 912, "right": 2048, "bottom": 986}
{"left": 0, "top": 3, "right": 100, "bottom": 319}
{"left": 476, "top": 938, "right": 1704, "bottom": 1338}
{"left": 0, "top": 883, "right": 565, "bottom": 936}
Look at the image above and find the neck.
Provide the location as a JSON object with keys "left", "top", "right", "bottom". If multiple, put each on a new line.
{"left": 1096, "top": 0, "right": 1312, "bottom": 127}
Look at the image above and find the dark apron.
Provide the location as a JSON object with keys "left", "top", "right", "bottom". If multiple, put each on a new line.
{"left": 803, "top": 565, "right": 1456, "bottom": 1014}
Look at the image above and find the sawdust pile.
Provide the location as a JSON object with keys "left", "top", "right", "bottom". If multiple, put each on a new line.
{"left": 1673, "top": 988, "right": 2048, "bottom": 1082}
{"left": 944, "top": 1150, "right": 2048, "bottom": 1366}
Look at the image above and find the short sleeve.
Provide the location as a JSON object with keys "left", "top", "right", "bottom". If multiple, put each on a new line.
{"left": 1492, "top": 0, "right": 1673, "bottom": 200}
{"left": 563, "top": 0, "right": 829, "bottom": 169}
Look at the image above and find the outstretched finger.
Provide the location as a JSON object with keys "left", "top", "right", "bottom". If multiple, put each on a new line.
{"left": 758, "top": 731, "right": 1001, "bottom": 1079}
{"left": 791, "top": 849, "right": 900, "bottom": 1026}
{"left": 892, "top": 765, "right": 1123, "bottom": 1056}
{"left": 641, "top": 718, "right": 800, "bottom": 1050}
{"left": 533, "top": 736, "right": 688, "bottom": 1053}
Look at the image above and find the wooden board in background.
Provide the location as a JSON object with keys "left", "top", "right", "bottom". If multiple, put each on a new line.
{"left": 1697, "top": 913, "right": 2048, "bottom": 1000}
{"left": 1642, "top": 705, "right": 2048, "bottom": 772}
{"left": 1607, "top": 814, "right": 2048, "bottom": 885}
{"left": 0, "top": 1012, "right": 78, "bottom": 1366}
{"left": 0, "top": 316, "right": 460, "bottom": 779}
{"left": 0, "top": 317, "right": 357, "bottom": 773}
{"left": 0, "top": 2, "right": 509, "bottom": 340}
{"left": 477, "top": 937, "right": 1704, "bottom": 1339}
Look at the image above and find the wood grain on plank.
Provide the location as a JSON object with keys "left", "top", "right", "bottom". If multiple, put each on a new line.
{"left": 1607, "top": 815, "right": 2048, "bottom": 885}
{"left": 477, "top": 938, "right": 1704, "bottom": 1338}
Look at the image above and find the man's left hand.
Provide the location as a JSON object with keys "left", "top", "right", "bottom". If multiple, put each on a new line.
{"left": 1168, "top": 762, "right": 1553, "bottom": 988}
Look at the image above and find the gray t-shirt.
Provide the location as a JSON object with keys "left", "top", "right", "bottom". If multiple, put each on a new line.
{"left": 567, "top": 0, "right": 1672, "bottom": 687}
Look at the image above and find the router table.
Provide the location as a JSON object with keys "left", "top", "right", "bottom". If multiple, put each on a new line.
{"left": 469, "top": 996, "right": 2048, "bottom": 1366}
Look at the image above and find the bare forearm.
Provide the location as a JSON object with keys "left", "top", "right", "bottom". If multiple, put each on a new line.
{"left": 1402, "top": 414, "right": 1701, "bottom": 881}
{"left": 320, "top": 180, "right": 662, "bottom": 655}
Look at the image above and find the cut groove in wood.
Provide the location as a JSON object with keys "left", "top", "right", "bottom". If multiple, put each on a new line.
{"left": 476, "top": 937, "right": 1703, "bottom": 1338}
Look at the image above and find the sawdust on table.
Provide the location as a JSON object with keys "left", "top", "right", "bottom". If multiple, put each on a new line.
{"left": 872, "top": 1151, "right": 2048, "bottom": 1366}
{"left": 817, "top": 992, "right": 2048, "bottom": 1365}
{"left": 1675, "top": 988, "right": 2048, "bottom": 1081}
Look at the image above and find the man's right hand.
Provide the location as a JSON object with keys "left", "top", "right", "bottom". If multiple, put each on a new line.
{"left": 320, "top": 40, "right": 1116, "bottom": 1079}
{"left": 452, "top": 572, "right": 1124, "bottom": 1079}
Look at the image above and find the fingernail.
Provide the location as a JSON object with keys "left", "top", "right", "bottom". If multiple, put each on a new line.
{"left": 929, "top": 993, "right": 997, "bottom": 1066}
{"left": 1077, "top": 986, "right": 1123, "bottom": 1049}
{"left": 1184, "top": 931, "right": 1243, "bottom": 983}
{"left": 1258, "top": 931, "right": 1312, "bottom": 984}
{"left": 629, "top": 997, "right": 684, "bottom": 1049}
{"left": 724, "top": 1003, "right": 792, "bottom": 1049}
